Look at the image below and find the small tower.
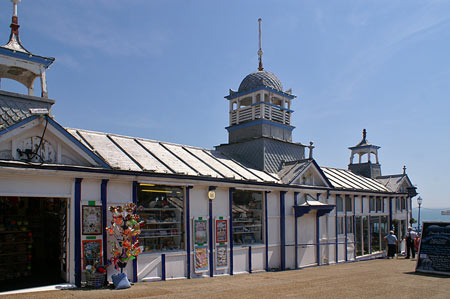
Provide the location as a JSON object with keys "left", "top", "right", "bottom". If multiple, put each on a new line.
{"left": 348, "top": 129, "right": 382, "bottom": 178}
{"left": 0, "top": 0, "right": 55, "bottom": 98}
{"left": 216, "top": 19, "right": 305, "bottom": 173}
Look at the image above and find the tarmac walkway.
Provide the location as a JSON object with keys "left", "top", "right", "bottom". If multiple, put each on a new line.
{"left": 2, "top": 258, "right": 449, "bottom": 299}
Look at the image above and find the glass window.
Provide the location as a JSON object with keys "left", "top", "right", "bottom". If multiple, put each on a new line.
{"left": 356, "top": 216, "right": 363, "bottom": 256}
{"left": 376, "top": 197, "right": 382, "bottom": 212}
{"left": 232, "top": 190, "right": 263, "bottom": 245}
{"left": 380, "top": 216, "right": 388, "bottom": 250}
{"left": 363, "top": 216, "right": 369, "bottom": 254}
{"left": 401, "top": 197, "right": 406, "bottom": 211}
{"left": 369, "top": 196, "right": 375, "bottom": 212}
{"left": 137, "top": 184, "right": 185, "bottom": 253}
{"left": 361, "top": 196, "right": 365, "bottom": 213}
{"left": 370, "top": 216, "right": 380, "bottom": 252}
{"left": 337, "top": 217, "right": 345, "bottom": 235}
{"left": 345, "top": 195, "right": 352, "bottom": 213}
{"left": 396, "top": 198, "right": 400, "bottom": 211}
{"left": 336, "top": 195, "right": 343, "bottom": 212}
{"left": 346, "top": 216, "right": 354, "bottom": 234}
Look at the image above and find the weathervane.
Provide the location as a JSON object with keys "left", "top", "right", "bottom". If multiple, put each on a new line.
{"left": 10, "top": 0, "right": 21, "bottom": 36}
{"left": 258, "top": 18, "right": 264, "bottom": 71}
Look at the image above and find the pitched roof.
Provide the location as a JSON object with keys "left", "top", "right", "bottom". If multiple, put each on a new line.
{"left": 376, "top": 174, "right": 413, "bottom": 193}
{"left": 66, "top": 128, "right": 279, "bottom": 184}
{"left": 321, "top": 166, "right": 391, "bottom": 193}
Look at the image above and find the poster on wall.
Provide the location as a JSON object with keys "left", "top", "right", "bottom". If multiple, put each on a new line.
{"left": 215, "top": 219, "right": 227, "bottom": 244}
{"left": 82, "top": 205, "right": 102, "bottom": 235}
{"left": 215, "top": 244, "right": 228, "bottom": 269}
{"left": 82, "top": 240, "right": 102, "bottom": 269}
{"left": 416, "top": 222, "right": 450, "bottom": 276}
{"left": 194, "top": 218, "right": 208, "bottom": 245}
{"left": 194, "top": 245, "right": 209, "bottom": 273}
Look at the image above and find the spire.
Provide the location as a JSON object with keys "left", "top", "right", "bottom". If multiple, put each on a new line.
{"left": 258, "top": 18, "right": 264, "bottom": 71}
{"left": 362, "top": 128, "right": 367, "bottom": 141}
{"left": 403, "top": 165, "right": 406, "bottom": 175}
{"left": 3, "top": 0, "right": 28, "bottom": 53}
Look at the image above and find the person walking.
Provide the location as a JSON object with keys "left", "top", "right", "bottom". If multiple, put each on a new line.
{"left": 384, "top": 230, "right": 398, "bottom": 259}
{"left": 405, "top": 226, "right": 418, "bottom": 259}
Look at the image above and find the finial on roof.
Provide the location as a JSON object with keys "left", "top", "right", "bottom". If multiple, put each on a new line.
{"left": 403, "top": 165, "right": 406, "bottom": 175}
{"left": 10, "top": 0, "right": 21, "bottom": 36}
{"left": 308, "top": 141, "right": 315, "bottom": 159}
{"left": 362, "top": 128, "right": 367, "bottom": 140}
{"left": 258, "top": 18, "right": 264, "bottom": 72}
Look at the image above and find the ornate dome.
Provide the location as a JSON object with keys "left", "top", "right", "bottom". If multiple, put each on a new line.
{"left": 238, "top": 70, "right": 283, "bottom": 93}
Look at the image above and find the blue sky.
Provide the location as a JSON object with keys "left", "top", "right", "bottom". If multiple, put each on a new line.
{"left": 1, "top": 0, "right": 449, "bottom": 209}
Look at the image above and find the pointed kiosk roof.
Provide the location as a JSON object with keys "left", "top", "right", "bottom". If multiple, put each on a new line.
{"left": 0, "top": 0, "right": 55, "bottom": 97}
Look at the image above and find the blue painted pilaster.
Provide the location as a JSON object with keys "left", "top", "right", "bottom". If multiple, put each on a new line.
{"left": 264, "top": 191, "right": 270, "bottom": 271}
{"left": 208, "top": 186, "right": 216, "bottom": 278}
{"left": 294, "top": 192, "right": 299, "bottom": 269}
{"left": 101, "top": 179, "right": 109, "bottom": 266}
{"left": 74, "top": 178, "right": 82, "bottom": 287}
{"left": 229, "top": 188, "right": 235, "bottom": 275}
{"left": 280, "top": 191, "right": 286, "bottom": 270}
{"left": 186, "top": 186, "right": 193, "bottom": 279}
{"left": 132, "top": 181, "right": 138, "bottom": 283}
{"left": 335, "top": 195, "right": 338, "bottom": 263}
{"left": 344, "top": 209, "right": 348, "bottom": 262}
{"left": 316, "top": 212, "right": 320, "bottom": 266}
{"left": 389, "top": 197, "right": 393, "bottom": 230}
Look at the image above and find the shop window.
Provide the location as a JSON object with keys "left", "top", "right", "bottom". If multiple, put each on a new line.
{"left": 232, "top": 190, "right": 263, "bottom": 245}
{"left": 380, "top": 216, "right": 388, "bottom": 250}
{"left": 346, "top": 216, "right": 354, "bottom": 234}
{"left": 345, "top": 195, "right": 352, "bottom": 213}
{"left": 137, "top": 184, "right": 185, "bottom": 253}
{"left": 361, "top": 196, "right": 365, "bottom": 213}
{"left": 370, "top": 216, "right": 380, "bottom": 252}
{"left": 355, "top": 216, "right": 363, "bottom": 256}
{"left": 336, "top": 195, "right": 343, "bottom": 212}
{"left": 376, "top": 197, "right": 382, "bottom": 212}
{"left": 363, "top": 216, "right": 369, "bottom": 254}
{"left": 369, "top": 196, "right": 375, "bottom": 212}
{"left": 337, "top": 217, "right": 345, "bottom": 235}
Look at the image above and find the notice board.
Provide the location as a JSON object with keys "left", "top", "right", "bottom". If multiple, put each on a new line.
{"left": 416, "top": 222, "right": 450, "bottom": 276}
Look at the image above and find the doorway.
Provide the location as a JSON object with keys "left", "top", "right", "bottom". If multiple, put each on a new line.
{"left": 0, "top": 197, "right": 68, "bottom": 292}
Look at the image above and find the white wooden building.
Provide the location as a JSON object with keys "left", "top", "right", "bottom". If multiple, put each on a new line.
{"left": 0, "top": 2, "right": 417, "bottom": 291}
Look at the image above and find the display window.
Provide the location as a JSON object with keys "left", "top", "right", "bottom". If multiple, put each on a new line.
{"left": 345, "top": 195, "right": 352, "bottom": 212}
{"left": 346, "top": 216, "right": 354, "bottom": 234}
{"left": 336, "top": 195, "right": 343, "bottom": 212}
{"left": 137, "top": 184, "right": 184, "bottom": 253}
{"left": 337, "top": 217, "right": 345, "bottom": 235}
{"left": 232, "top": 190, "right": 263, "bottom": 245}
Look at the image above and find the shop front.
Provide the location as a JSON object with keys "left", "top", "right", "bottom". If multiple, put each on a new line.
{"left": 0, "top": 196, "right": 68, "bottom": 292}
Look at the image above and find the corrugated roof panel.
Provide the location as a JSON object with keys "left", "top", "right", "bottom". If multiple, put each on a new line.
{"left": 322, "top": 168, "right": 358, "bottom": 190}
{"left": 77, "top": 131, "right": 141, "bottom": 171}
{"left": 163, "top": 143, "right": 223, "bottom": 178}
{"left": 138, "top": 140, "right": 197, "bottom": 176}
{"left": 326, "top": 168, "right": 376, "bottom": 190}
{"left": 206, "top": 150, "right": 278, "bottom": 182}
{"left": 184, "top": 147, "right": 244, "bottom": 180}
{"left": 343, "top": 170, "right": 391, "bottom": 192}
{"left": 66, "top": 129, "right": 92, "bottom": 150}
{"left": 109, "top": 135, "right": 172, "bottom": 173}
{"left": 321, "top": 168, "right": 346, "bottom": 188}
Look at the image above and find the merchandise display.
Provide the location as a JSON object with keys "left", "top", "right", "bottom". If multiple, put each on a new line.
{"left": 137, "top": 185, "right": 185, "bottom": 253}
{"left": 232, "top": 191, "right": 263, "bottom": 245}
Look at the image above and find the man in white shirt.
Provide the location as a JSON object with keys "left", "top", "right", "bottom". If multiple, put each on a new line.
{"left": 405, "top": 226, "right": 418, "bottom": 259}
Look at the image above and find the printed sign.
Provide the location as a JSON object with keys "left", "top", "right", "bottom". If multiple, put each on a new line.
{"left": 194, "top": 246, "right": 209, "bottom": 273}
{"left": 82, "top": 240, "right": 102, "bottom": 269}
{"left": 82, "top": 205, "right": 102, "bottom": 235}
{"left": 416, "top": 222, "right": 450, "bottom": 276}
{"left": 215, "top": 244, "right": 228, "bottom": 269}
{"left": 194, "top": 218, "right": 208, "bottom": 245}
{"left": 215, "top": 219, "right": 228, "bottom": 244}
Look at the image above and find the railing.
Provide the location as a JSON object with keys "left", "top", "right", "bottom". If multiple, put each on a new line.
{"left": 230, "top": 103, "right": 290, "bottom": 126}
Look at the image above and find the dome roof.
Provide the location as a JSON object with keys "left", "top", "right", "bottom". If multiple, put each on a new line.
{"left": 238, "top": 70, "right": 283, "bottom": 93}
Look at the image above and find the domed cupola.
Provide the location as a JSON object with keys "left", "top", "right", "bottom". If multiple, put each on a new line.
{"left": 238, "top": 70, "right": 283, "bottom": 93}
{"left": 216, "top": 19, "right": 305, "bottom": 173}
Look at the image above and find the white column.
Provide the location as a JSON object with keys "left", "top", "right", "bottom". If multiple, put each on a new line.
{"left": 40, "top": 67, "right": 48, "bottom": 98}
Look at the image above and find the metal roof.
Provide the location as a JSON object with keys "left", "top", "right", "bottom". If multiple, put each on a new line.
{"left": 66, "top": 128, "right": 279, "bottom": 184}
{"left": 321, "top": 166, "right": 392, "bottom": 193}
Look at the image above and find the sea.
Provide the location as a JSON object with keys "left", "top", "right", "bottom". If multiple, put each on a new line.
{"left": 411, "top": 207, "right": 450, "bottom": 225}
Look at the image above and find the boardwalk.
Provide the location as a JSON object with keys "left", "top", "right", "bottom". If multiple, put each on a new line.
{"left": 3, "top": 258, "right": 450, "bottom": 299}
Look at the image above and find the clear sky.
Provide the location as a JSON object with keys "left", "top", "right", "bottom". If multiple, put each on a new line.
{"left": 1, "top": 0, "right": 449, "bottom": 209}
